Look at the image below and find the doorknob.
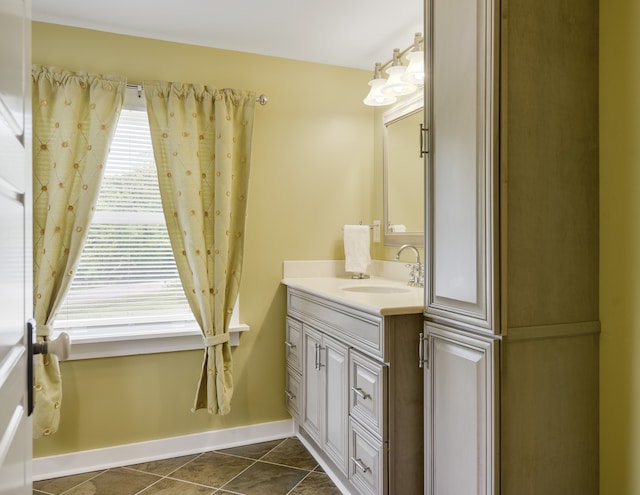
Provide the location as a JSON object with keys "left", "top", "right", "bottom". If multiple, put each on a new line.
{"left": 33, "top": 332, "right": 71, "bottom": 361}
{"left": 27, "top": 320, "right": 72, "bottom": 416}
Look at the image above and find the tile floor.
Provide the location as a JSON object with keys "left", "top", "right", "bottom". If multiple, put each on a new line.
{"left": 33, "top": 437, "right": 343, "bottom": 495}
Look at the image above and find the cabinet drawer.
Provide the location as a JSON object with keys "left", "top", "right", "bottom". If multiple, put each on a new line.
{"left": 285, "top": 317, "right": 303, "bottom": 373}
{"left": 350, "top": 351, "right": 385, "bottom": 439}
{"left": 349, "top": 419, "right": 385, "bottom": 495}
{"left": 288, "top": 289, "right": 384, "bottom": 359}
{"left": 285, "top": 367, "right": 302, "bottom": 421}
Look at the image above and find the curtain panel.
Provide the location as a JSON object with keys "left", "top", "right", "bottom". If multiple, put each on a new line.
{"left": 144, "top": 81, "right": 256, "bottom": 414}
{"left": 31, "top": 65, "right": 126, "bottom": 438}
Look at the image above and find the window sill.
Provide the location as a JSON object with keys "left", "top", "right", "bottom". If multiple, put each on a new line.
{"left": 54, "top": 321, "right": 250, "bottom": 361}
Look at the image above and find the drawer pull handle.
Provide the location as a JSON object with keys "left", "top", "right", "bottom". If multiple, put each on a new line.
{"left": 314, "top": 343, "right": 324, "bottom": 369}
{"left": 314, "top": 343, "right": 319, "bottom": 369}
{"left": 285, "top": 390, "right": 296, "bottom": 400}
{"left": 352, "top": 457, "right": 371, "bottom": 473}
{"left": 285, "top": 340, "right": 296, "bottom": 349}
{"left": 352, "top": 386, "right": 371, "bottom": 400}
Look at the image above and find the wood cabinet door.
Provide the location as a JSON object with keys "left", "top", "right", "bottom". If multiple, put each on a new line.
{"left": 302, "top": 325, "right": 349, "bottom": 474}
{"left": 322, "top": 334, "right": 349, "bottom": 474}
{"left": 425, "top": 0, "right": 498, "bottom": 333}
{"left": 302, "top": 325, "right": 323, "bottom": 445}
{"left": 424, "top": 323, "right": 496, "bottom": 495}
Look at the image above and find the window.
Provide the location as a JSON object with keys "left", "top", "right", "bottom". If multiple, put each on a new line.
{"left": 54, "top": 86, "right": 247, "bottom": 359}
{"left": 55, "top": 87, "right": 194, "bottom": 330}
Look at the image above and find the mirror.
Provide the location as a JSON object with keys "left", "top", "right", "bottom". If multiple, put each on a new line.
{"left": 383, "top": 94, "right": 424, "bottom": 247}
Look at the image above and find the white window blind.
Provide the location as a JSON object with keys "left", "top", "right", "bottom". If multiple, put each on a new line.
{"left": 55, "top": 88, "right": 195, "bottom": 329}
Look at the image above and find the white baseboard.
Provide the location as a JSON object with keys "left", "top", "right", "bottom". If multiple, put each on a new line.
{"left": 33, "top": 419, "right": 294, "bottom": 481}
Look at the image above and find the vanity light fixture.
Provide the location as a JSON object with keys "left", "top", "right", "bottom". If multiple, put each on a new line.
{"left": 401, "top": 34, "right": 425, "bottom": 85}
{"left": 363, "top": 63, "right": 398, "bottom": 106}
{"left": 382, "top": 49, "right": 417, "bottom": 96}
{"left": 363, "top": 33, "right": 425, "bottom": 106}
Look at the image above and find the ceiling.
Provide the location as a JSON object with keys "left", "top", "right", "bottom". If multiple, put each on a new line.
{"left": 31, "top": 0, "right": 424, "bottom": 72}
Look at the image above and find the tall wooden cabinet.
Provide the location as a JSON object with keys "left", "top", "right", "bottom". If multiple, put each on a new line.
{"left": 423, "top": 0, "right": 599, "bottom": 493}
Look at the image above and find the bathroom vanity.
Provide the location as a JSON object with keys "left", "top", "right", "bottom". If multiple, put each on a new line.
{"left": 282, "top": 261, "right": 424, "bottom": 495}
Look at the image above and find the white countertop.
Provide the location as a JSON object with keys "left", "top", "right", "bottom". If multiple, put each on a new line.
{"left": 281, "top": 260, "right": 424, "bottom": 316}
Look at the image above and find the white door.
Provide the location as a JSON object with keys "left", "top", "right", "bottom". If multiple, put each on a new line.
{"left": 0, "top": 0, "right": 32, "bottom": 493}
{"left": 424, "top": 323, "right": 495, "bottom": 495}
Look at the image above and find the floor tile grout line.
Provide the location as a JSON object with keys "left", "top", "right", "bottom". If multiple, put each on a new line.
{"left": 252, "top": 458, "right": 320, "bottom": 472}
{"left": 163, "top": 472, "right": 240, "bottom": 491}
{"left": 216, "top": 458, "right": 259, "bottom": 493}
{"left": 132, "top": 475, "right": 165, "bottom": 495}
{"left": 286, "top": 469, "right": 315, "bottom": 495}
{"left": 126, "top": 450, "right": 214, "bottom": 495}
{"left": 56, "top": 469, "right": 109, "bottom": 495}
{"left": 34, "top": 437, "right": 337, "bottom": 494}
{"left": 123, "top": 450, "right": 206, "bottom": 479}
{"left": 255, "top": 437, "right": 288, "bottom": 461}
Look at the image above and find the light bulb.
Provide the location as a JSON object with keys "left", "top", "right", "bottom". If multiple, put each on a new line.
{"left": 363, "top": 78, "right": 397, "bottom": 106}
{"left": 382, "top": 66, "right": 417, "bottom": 97}
{"left": 401, "top": 50, "right": 425, "bottom": 85}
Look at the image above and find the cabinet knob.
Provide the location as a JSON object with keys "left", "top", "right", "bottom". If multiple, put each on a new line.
{"left": 285, "top": 340, "right": 296, "bottom": 349}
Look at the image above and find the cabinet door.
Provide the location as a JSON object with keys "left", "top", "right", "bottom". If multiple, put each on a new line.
{"left": 285, "top": 316, "right": 303, "bottom": 373}
{"left": 424, "top": 323, "right": 496, "bottom": 495}
{"left": 349, "top": 350, "right": 385, "bottom": 438}
{"left": 322, "top": 334, "right": 349, "bottom": 474}
{"left": 285, "top": 367, "right": 302, "bottom": 421}
{"left": 425, "top": 0, "right": 497, "bottom": 332}
{"left": 302, "top": 325, "right": 323, "bottom": 444}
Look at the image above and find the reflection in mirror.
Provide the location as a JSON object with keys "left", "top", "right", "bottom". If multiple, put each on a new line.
{"left": 383, "top": 94, "right": 424, "bottom": 247}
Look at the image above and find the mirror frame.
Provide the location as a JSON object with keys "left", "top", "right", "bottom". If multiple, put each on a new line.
{"left": 383, "top": 93, "right": 425, "bottom": 247}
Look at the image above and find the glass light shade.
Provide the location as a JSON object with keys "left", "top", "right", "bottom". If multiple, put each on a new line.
{"left": 401, "top": 51, "right": 425, "bottom": 85}
{"left": 363, "top": 78, "right": 397, "bottom": 106}
{"left": 381, "top": 66, "right": 417, "bottom": 96}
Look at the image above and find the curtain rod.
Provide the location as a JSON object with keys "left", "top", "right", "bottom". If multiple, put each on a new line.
{"left": 126, "top": 83, "right": 268, "bottom": 106}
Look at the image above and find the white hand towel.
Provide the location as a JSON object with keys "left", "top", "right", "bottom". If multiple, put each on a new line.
{"left": 343, "top": 225, "right": 371, "bottom": 274}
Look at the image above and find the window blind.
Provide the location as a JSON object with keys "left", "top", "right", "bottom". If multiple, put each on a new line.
{"left": 56, "top": 94, "right": 195, "bottom": 328}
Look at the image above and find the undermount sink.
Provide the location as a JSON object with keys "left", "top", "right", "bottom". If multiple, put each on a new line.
{"left": 340, "top": 285, "right": 412, "bottom": 294}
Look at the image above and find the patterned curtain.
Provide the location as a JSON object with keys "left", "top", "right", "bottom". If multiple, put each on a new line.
{"left": 144, "top": 81, "right": 256, "bottom": 414}
{"left": 31, "top": 66, "right": 126, "bottom": 438}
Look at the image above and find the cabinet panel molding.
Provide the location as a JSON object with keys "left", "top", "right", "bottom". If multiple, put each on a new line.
{"left": 425, "top": 0, "right": 498, "bottom": 333}
{"left": 424, "top": 323, "right": 497, "bottom": 495}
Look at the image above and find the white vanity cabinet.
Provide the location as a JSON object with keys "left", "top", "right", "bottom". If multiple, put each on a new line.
{"left": 284, "top": 286, "right": 423, "bottom": 495}
{"left": 424, "top": 0, "right": 599, "bottom": 491}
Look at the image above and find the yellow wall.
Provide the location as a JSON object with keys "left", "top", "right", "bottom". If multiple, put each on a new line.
{"left": 35, "top": 10, "right": 640, "bottom": 490}
{"left": 31, "top": 22, "right": 377, "bottom": 457}
{"left": 600, "top": 0, "right": 640, "bottom": 493}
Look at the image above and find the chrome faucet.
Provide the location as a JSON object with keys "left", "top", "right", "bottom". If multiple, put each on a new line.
{"left": 394, "top": 244, "right": 424, "bottom": 288}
